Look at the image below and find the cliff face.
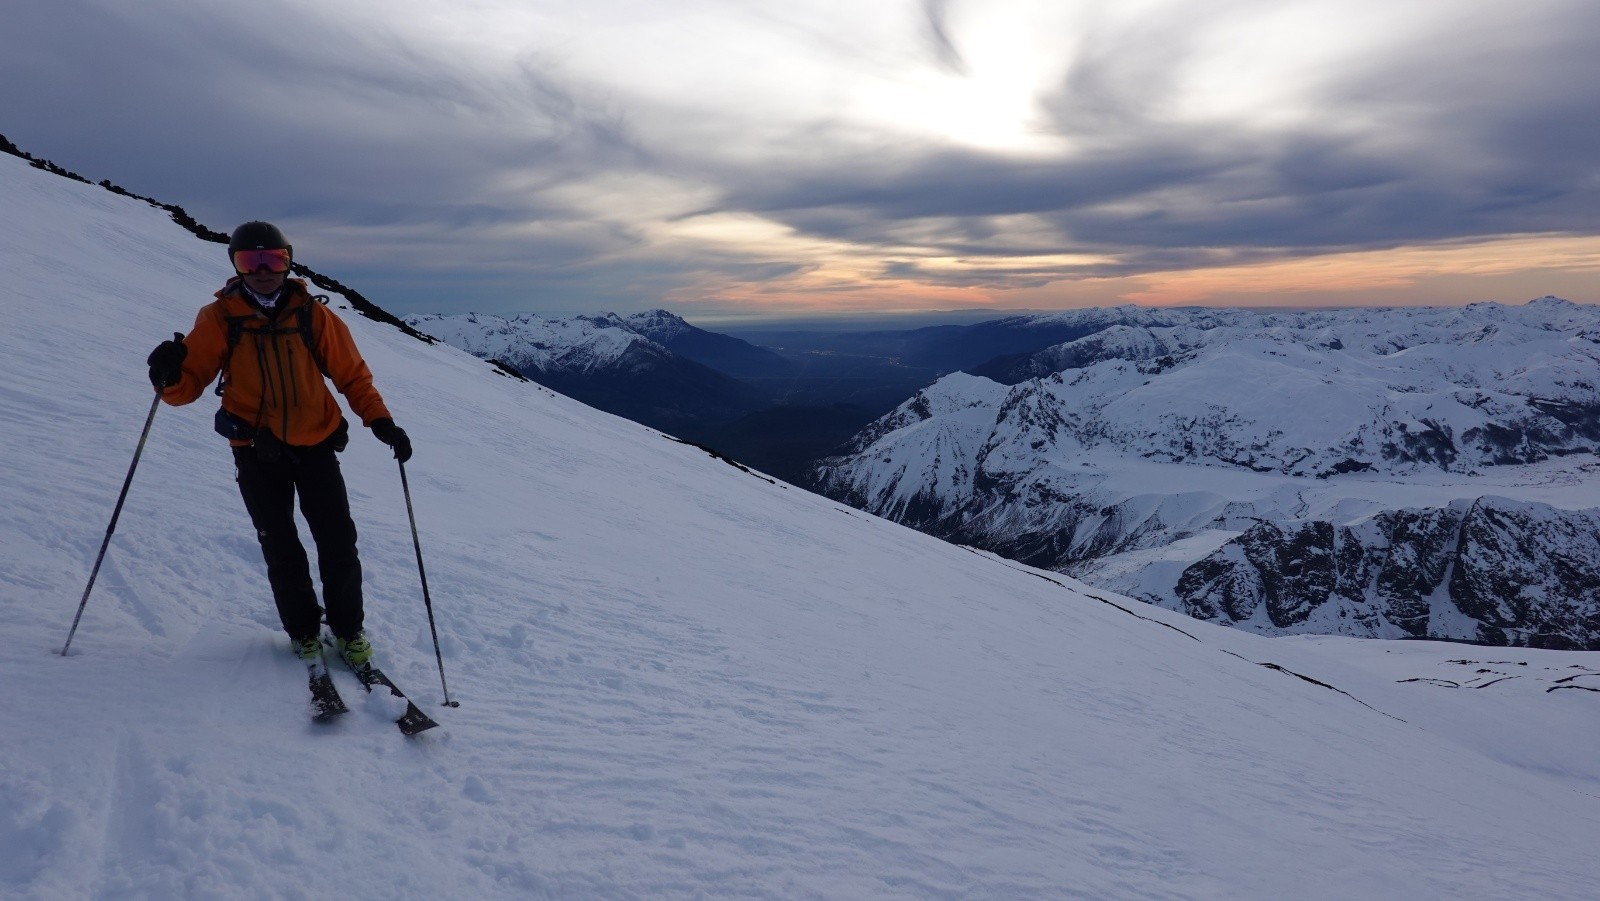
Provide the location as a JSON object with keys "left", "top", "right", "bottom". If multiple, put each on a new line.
{"left": 1167, "top": 499, "right": 1600, "bottom": 649}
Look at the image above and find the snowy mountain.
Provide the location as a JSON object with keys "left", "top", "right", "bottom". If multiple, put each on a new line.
{"left": 406, "top": 310, "right": 763, "bottom": 431}
{"left": 814, "top": 303, "right": 1600, "bottom": 648}
{"left": 406, "top": 309, "right": 784, "bottom": 380}
{"left": 8, "top": 148, "right": 1600, "bottom": 899}
{"left": 622, "top": 309, "right": 792, "bottom": 378}
{"left": 405, "top": 309, "right": 893, "bottom": 486}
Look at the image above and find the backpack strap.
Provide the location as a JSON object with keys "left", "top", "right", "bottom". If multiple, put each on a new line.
{"left": 300, "top": 296, "right": 332, "bottom": 379}
{"left": 213, "top": 295, "right": 331, "bottom": 396}
{"left": 214, "top": 313, "right": 254, "bottom": 397}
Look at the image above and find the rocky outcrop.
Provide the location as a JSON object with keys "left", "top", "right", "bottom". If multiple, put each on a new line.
{"left": 1168, "top": 499, "right": 1600, "bottom": 649}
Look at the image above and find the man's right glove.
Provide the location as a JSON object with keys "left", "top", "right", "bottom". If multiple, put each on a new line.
{"left": 371, "top": 417, "right": 413, "bottom": 464}
{"left": 147, "top": 332, "right": 187, "bottom": 388}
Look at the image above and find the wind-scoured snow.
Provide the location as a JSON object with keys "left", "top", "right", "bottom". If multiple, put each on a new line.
{"left": 4, "top": 154, "right": 1600, "bottom": 899}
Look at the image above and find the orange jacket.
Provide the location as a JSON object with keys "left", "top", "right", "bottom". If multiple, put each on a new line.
{"left": 161, "top": 278, "right": 392, "bottom": 447}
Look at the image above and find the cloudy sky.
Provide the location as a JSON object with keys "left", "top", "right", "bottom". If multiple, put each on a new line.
{"left": 4, "top": 0, "right": 1598, "bottom": 319}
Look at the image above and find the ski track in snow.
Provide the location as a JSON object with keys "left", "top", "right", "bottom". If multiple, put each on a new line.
{"left": 4, "top": 154, "right": 1600, "bottom": 899}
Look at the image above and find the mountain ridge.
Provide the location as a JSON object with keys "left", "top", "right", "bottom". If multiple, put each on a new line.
{"left": 407, "top": 309, "right": 766, "bottom": 431}
{"left": 816, "top": 301, "right": 1600, "bottom": 647}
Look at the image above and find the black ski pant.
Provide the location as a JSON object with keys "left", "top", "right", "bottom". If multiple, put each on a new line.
{"left": 233, "top": 442, "right": 364, "bottom": 643}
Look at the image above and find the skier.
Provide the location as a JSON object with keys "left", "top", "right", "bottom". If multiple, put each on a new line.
{"left": 145, "top": 221, "right": 412, "bottom": 671}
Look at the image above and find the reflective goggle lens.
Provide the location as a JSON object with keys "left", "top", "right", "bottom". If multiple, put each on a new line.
{"left": 232, "top": 249, "right": 291, "bottom": 273}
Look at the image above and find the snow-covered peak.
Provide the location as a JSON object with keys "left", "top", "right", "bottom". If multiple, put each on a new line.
{"left": 622, "top": 308, "right": 694, "bottom": 341}
{"left": 952, "top": 300, "right": 1600, "bottom": 476}
{"left": 407, "top": 310, "right": 662, "bottom": 375}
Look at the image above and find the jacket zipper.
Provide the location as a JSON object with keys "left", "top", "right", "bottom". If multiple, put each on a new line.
{"left": 255, "top": 328, "right": 276, "bottom": 424}
{"left": 272, "top": 325, "right": 293, "bottom": 445}
{"left": 287, "top": 340, "right": 301, "bottom": 409}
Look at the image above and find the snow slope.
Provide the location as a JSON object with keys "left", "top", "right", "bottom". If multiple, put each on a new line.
{"left": 4, "top": 153, "right": 1600, "bottom": 899}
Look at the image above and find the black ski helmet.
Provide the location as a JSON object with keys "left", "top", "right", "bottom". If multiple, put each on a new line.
{"left": 228, "top": 221, "right": 292, "bottom": 259}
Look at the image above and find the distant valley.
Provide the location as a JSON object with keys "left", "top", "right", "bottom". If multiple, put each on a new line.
{"left": 405, "top": 309, "right": 952, "bottom": 484}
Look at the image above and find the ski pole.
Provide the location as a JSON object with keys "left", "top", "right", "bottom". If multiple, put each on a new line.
{"left": 62, "top": 389, "right": 163, "bottom": 656}
{"left": 399, "top": 459, "right": 458, "bottom": 707}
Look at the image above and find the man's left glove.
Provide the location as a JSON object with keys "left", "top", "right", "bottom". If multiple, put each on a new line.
{"left": 371, "top": 417, "right": 413, "bottom": 463}
{"left": 147, "top": 332, "right": 187, "bottom": 388}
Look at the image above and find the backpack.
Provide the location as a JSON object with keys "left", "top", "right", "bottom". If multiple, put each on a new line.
{"left": 212, "top": 294, "right": 334, "bottom": 442}
{"left": 214, "top": 294, "right": 331, "bottom": 397}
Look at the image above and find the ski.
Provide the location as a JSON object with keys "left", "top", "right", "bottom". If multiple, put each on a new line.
{"left": 325, "top": 637, "right": 440, "bottom": 735}
{"left": 352, "top": 663, "right": 440, "bottom": 735}
{"left": 308, "top": 662, "right": 349, "bottom": 721}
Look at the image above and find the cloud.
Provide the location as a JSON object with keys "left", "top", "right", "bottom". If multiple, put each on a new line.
{"left": 3, "top": 0, "right": 1598, "bottom": 315}
{"left": 689, "top": 0, "right": 1600, "bottom": 285}
{"left": 921, "top": 0, "right": 969, "bottom": 75}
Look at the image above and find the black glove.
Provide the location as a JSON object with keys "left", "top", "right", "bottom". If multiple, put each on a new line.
{"left": 371, "top": 417, "right": 412, "bottom": 463}
{"left": 147, "top": 332, "right": 187, "bottom": 389}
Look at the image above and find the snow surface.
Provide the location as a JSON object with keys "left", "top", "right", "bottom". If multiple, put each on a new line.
{"left": 4, "top": 153, "right": 1600, "bottom": 899}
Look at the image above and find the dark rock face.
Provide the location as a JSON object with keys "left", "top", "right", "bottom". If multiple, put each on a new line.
{"left": 1174, "top": 521, "right": 1349, "bottom": 628}
{"left": 1373, "top": 508, "right": 1459, "bottom": 636}
{"left": 1173, "top": 499, "right": 1600, "bottom": 649}
{"left": 1448, "top": 502, "right": 1600, "bottom": 649}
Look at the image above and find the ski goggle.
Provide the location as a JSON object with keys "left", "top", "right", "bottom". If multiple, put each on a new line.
{"left": 232, "top": 248, "right": 292, "bottom": 274}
